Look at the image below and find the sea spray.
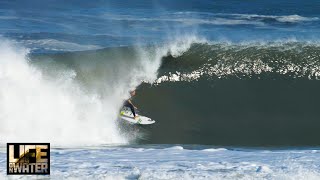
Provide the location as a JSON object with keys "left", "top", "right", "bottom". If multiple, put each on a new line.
{"left": 0, "top": 35, "right": 205, "bottom": 145}
{"left": 0, "top": 40, "right": 126, "bottom": 145}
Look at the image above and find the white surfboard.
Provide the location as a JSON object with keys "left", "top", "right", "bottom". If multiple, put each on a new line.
{"left": 119, "top": 108, "right": 155, "bottom": 125}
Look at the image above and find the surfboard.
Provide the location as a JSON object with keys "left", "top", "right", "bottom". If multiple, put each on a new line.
{"left": 119, "top": 108, "right": 155, "bottom": 125}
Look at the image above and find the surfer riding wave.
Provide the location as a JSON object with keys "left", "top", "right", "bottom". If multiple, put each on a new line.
{"left": 123, "top": 90, "right": 139, "bottom": 119}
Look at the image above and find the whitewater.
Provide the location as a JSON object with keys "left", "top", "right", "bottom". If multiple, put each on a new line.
{"left": 0, "top": 35, "right": 202, "bottom": 145}
{"left": 2, "top": 145, "right": 320, "bottom": 179}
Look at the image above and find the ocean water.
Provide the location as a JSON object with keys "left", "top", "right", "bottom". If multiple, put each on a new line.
{"left": 1, "top": 0, "right": 320, "bottom": 179}
{"left": 2, "top": 145, "right": 320, "bottom": 179}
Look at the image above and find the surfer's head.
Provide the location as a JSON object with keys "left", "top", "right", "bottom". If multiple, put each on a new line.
{"left": 130, "top": 90, "right": 136, "bottom": 96}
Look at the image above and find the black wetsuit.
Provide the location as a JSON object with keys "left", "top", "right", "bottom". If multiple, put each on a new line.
{"left": 124, "top": 100, "right": 136, "bottom": 117}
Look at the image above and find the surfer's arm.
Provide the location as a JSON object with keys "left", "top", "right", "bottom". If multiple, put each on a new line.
{"left": 128, "top": 100, "right": 138, "bottom": 109}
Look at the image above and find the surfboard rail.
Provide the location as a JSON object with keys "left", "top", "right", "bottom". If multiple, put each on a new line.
{"left": 119, "top": 108, "right": 155, "bottom": 125}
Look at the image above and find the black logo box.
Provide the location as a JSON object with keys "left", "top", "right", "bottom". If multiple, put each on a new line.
{"left": 7, "top": 143, "right": 50, "bottom": 175}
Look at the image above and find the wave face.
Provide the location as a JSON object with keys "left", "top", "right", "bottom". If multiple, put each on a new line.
{"left": 135, "top": 41, "right": 320, "bottom": 146}
{"left": 2, "top": 38, "right": 320, "bottom": 146}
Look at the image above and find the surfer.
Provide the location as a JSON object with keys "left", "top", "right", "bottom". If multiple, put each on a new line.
{"left": 124, "top": 90, "right": 139, "bottom": 119}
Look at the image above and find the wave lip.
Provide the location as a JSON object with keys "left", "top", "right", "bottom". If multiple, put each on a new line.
{"left": 155, "top": 41, "right": 320, "bottom": 84}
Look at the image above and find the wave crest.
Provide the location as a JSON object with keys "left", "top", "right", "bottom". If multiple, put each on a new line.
{"left": 155, "top": 41, "right": 320, "bottom": 84}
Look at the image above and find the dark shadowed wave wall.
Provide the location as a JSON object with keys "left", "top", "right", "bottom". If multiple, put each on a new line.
{"left": 135, "top": 42, "right": 320, "bottom": 146}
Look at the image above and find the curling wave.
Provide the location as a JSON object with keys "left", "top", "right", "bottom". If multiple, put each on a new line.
{"left": 0, "top": 36, "right": 203, "bottom": 145}
{"left": 156, "top": 41, "right": 320, "bottom": 84}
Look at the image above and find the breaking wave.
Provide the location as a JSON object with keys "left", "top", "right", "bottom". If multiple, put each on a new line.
{"left": 156, "top": 41, "right": 320, "bottom": 84}
{"left": 0, "top": 35, "right": 203, "bottom": 145}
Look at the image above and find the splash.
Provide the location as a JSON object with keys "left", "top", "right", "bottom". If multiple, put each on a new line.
{"left": 0, "top": 40, "right": 126, "bottom": 145}
{"left": 0, "top": 35, "right": 203, "bottom": 145}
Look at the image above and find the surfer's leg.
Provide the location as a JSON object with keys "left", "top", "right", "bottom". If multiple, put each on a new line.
{"left": 124, "top": 101, "right": 136, "bottom": 117}
{"left": 128, "top": 104, "right": 136, "bottom": 117}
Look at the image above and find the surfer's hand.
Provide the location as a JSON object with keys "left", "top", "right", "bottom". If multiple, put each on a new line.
{"left": 134, "top": 106, "right": 138, "bottom": 109}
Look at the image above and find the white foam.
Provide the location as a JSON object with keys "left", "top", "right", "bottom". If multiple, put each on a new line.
{"left": 276, "top": 15, "right": 318, "bottom": 23}
{"left": 0, "top": 39, "right": 126, "bottom": 145}
{"left": 2, "top": 147, "right": 320, "bottom": 179}
{"left": 154, "top": 40, "right": 320, "bottom": 84}
{"left": 165, "top": 146, "right": 184, "bottom": 150}
{"left": 231, "top": 13, "right": 319, "bottom": 23}
{"left": 0, "top": 35, "right": 204, "bottom": 145}
{"left": 136, "top": 35, "right": 206, "bottom": 85}
{"left": 202, "top": 148, "right": 227, "bottom": 152}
